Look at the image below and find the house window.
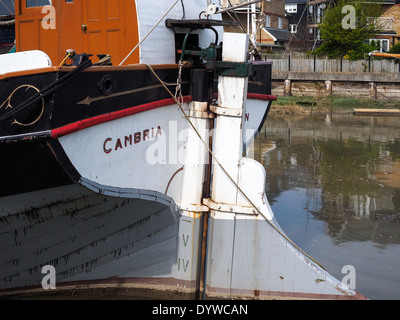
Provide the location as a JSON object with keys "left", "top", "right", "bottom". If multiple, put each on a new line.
{"left": 278, "top": 17, "right": 282, "bottom": 29}
{"left": 26, "top": 0, "right": 52, "bottom": 7}
{"left": 369, "top": 39, "right": 389, "bottom": 53}
{"left": 285, "top": 4, "right": 297, "bottom": 13}
{"left": 265, "top": 15, "right": 270, "bottom": 27}
{"left": 290, "top": 24, "right": 297, "bottom": 34}
{"left": 316, "top": 4, "right": 326, "bottom": 23}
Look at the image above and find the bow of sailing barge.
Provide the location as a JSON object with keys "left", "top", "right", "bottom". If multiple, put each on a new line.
{"left": 0, "top": 0, "right": 365, "bottom": 300}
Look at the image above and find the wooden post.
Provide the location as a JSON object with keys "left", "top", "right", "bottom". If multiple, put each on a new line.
{"left": 314, "top": 54, "right": 316, "bottom": 72}
{"left": 206, "top": 32, "right": 250, "bottom": 297}
{"left": 340, "top": 54, "right": 343, "bottom": 72}
{"left": 284, "top": 79, "right": 291, "bottom": 96}
{"left": 369, "top": 55, "right": 371, "bottom": 73}
{"left": 325, "top": 80, "right": 332, "bottom": 96}
{"left": 369, "top": 82, "right": 377, "bottom": 100}
{"left": 211, "top": 32, "right": 248, "bottom": 204}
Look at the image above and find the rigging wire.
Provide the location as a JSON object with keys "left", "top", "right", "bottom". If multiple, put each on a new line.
{"left": 0, "top": 0, "right": 13, "bottom": 16}
{"left": 180, "top": 0, "right": 185, "bottom": 19}
{"left": 226, "top": 0, "right": 246, "bottom": 33}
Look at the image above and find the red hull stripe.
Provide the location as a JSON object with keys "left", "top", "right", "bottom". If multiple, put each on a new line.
{"left": 51, "top": 94, "right": 277, "bottom": 139}
{"left": 248, "top": 93, "right": 277, "bottom": 101}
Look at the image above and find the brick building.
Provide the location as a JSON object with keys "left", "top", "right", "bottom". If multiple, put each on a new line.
{"left": 370, "top": 1, "right": 400, "bottom": 52}
{"left": 222, "top": 0, "right": 290, "bottom": 52}
{"left": 258, "top": 0, "right": 290, "bottom": 51}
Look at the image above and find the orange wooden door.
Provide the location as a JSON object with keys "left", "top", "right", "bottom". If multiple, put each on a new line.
{"left": 59, "top": 0, "right": 84, "bottom": 63}
{"left": 82, "top": 0, "right": 126, "bottom": 64}
{"left": 16, "top": 0, "right": 139, "bottom": 66}
{"left": 16, "top": 0, "right": 58, "bottom": 64}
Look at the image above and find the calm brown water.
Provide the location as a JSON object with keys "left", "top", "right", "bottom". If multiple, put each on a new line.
{"left": 254, "top": 114, "right": 400, "bottom": 300}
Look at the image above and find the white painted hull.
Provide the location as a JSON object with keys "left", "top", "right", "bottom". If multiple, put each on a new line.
{"left": 57, "top": 98, "right": 272, "bottom": 204}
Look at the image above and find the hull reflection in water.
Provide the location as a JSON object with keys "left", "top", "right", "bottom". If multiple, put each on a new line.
{"left": 0, "top": 184, "right": 179, "bottom": 292}
{"left": 255, "top": 115, "right": 400, "bottom": 300}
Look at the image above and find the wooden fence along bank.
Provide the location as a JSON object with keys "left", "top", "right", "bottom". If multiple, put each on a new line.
{"left": 268, "top": 54, "right": 400, "bottom": 101}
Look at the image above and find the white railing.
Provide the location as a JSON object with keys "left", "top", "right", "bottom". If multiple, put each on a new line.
{"left": 369, "top": 17, "right": 394, "bottom": 31}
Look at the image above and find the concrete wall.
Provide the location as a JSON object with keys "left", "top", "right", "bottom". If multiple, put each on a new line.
{"left": 272, "top": 71, "right": 400, "bottom": 100}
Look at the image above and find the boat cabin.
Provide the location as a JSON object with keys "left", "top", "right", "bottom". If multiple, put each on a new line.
{"left": 15, "top": 0, "right": 140, "bottom": 65}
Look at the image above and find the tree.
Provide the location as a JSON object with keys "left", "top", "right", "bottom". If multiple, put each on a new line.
{"left": 312, "top": 0, "right": 382, "bottom": 60}
{"left": 389, "top": 42, "right": 400, "bottom": 54}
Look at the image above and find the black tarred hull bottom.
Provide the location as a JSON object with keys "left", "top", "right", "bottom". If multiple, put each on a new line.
{"left": 0, "top": 139, "right": 71, "bottom": 197}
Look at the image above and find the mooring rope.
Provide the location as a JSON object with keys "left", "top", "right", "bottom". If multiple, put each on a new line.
{"left": 0, "top": 59, "right": 92, "bottom": 124}
{"left": 144, "top": 63, "right": 326, "bottom": 270}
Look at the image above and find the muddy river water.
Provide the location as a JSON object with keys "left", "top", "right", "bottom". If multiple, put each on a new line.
{"left": 253, "top": 114, "right": 400, "bottom": 300}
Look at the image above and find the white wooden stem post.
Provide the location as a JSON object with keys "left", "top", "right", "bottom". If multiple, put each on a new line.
{"left": 211, "top": 32, "right": 249, "bottom": 205}
{"left": 205, "top": 33, "right": 250, "bottom": 295}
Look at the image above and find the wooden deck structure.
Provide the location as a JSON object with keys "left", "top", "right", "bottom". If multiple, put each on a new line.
{"left": 353, "top": 108, "right": 400, "bottom": 116}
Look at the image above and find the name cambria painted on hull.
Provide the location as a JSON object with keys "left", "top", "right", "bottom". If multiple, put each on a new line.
{"left": 103, "top": 126, "right": 162, "bottom": 154}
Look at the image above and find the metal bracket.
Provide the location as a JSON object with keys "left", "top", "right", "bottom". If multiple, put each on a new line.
{"left": 180, "top": 46, "right": 219, "bottom": 61}
{"left": 206, "top": 61, "right": 252, "bottom": 77}
{"left": 210, "top": 105, "right": 242, "bottom": 117}
{"left": 203, "top": 198, "right": 258, "bottom": 215}
{"left": 179, "top": 203, "right": 210, "bottom": 213}
{"left": 189, "top": 109, "right": 216, "bottom": 119}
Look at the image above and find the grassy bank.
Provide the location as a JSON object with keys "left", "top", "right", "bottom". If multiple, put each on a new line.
{"left": 270, "top": 95, "right": 400, "bottom": 116}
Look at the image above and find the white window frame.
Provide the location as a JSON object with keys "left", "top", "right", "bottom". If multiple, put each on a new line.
{"left": 26, "top": 0, "right": 52, "bottom": 7}
{"left": 265, "top": 15, "right": 271, "bottom": 27}
{"left": 285, "top": 4, "right": 297, "bottom": 13}
{"left": 369, "top": 39, "right": 390, "bottom": 53}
